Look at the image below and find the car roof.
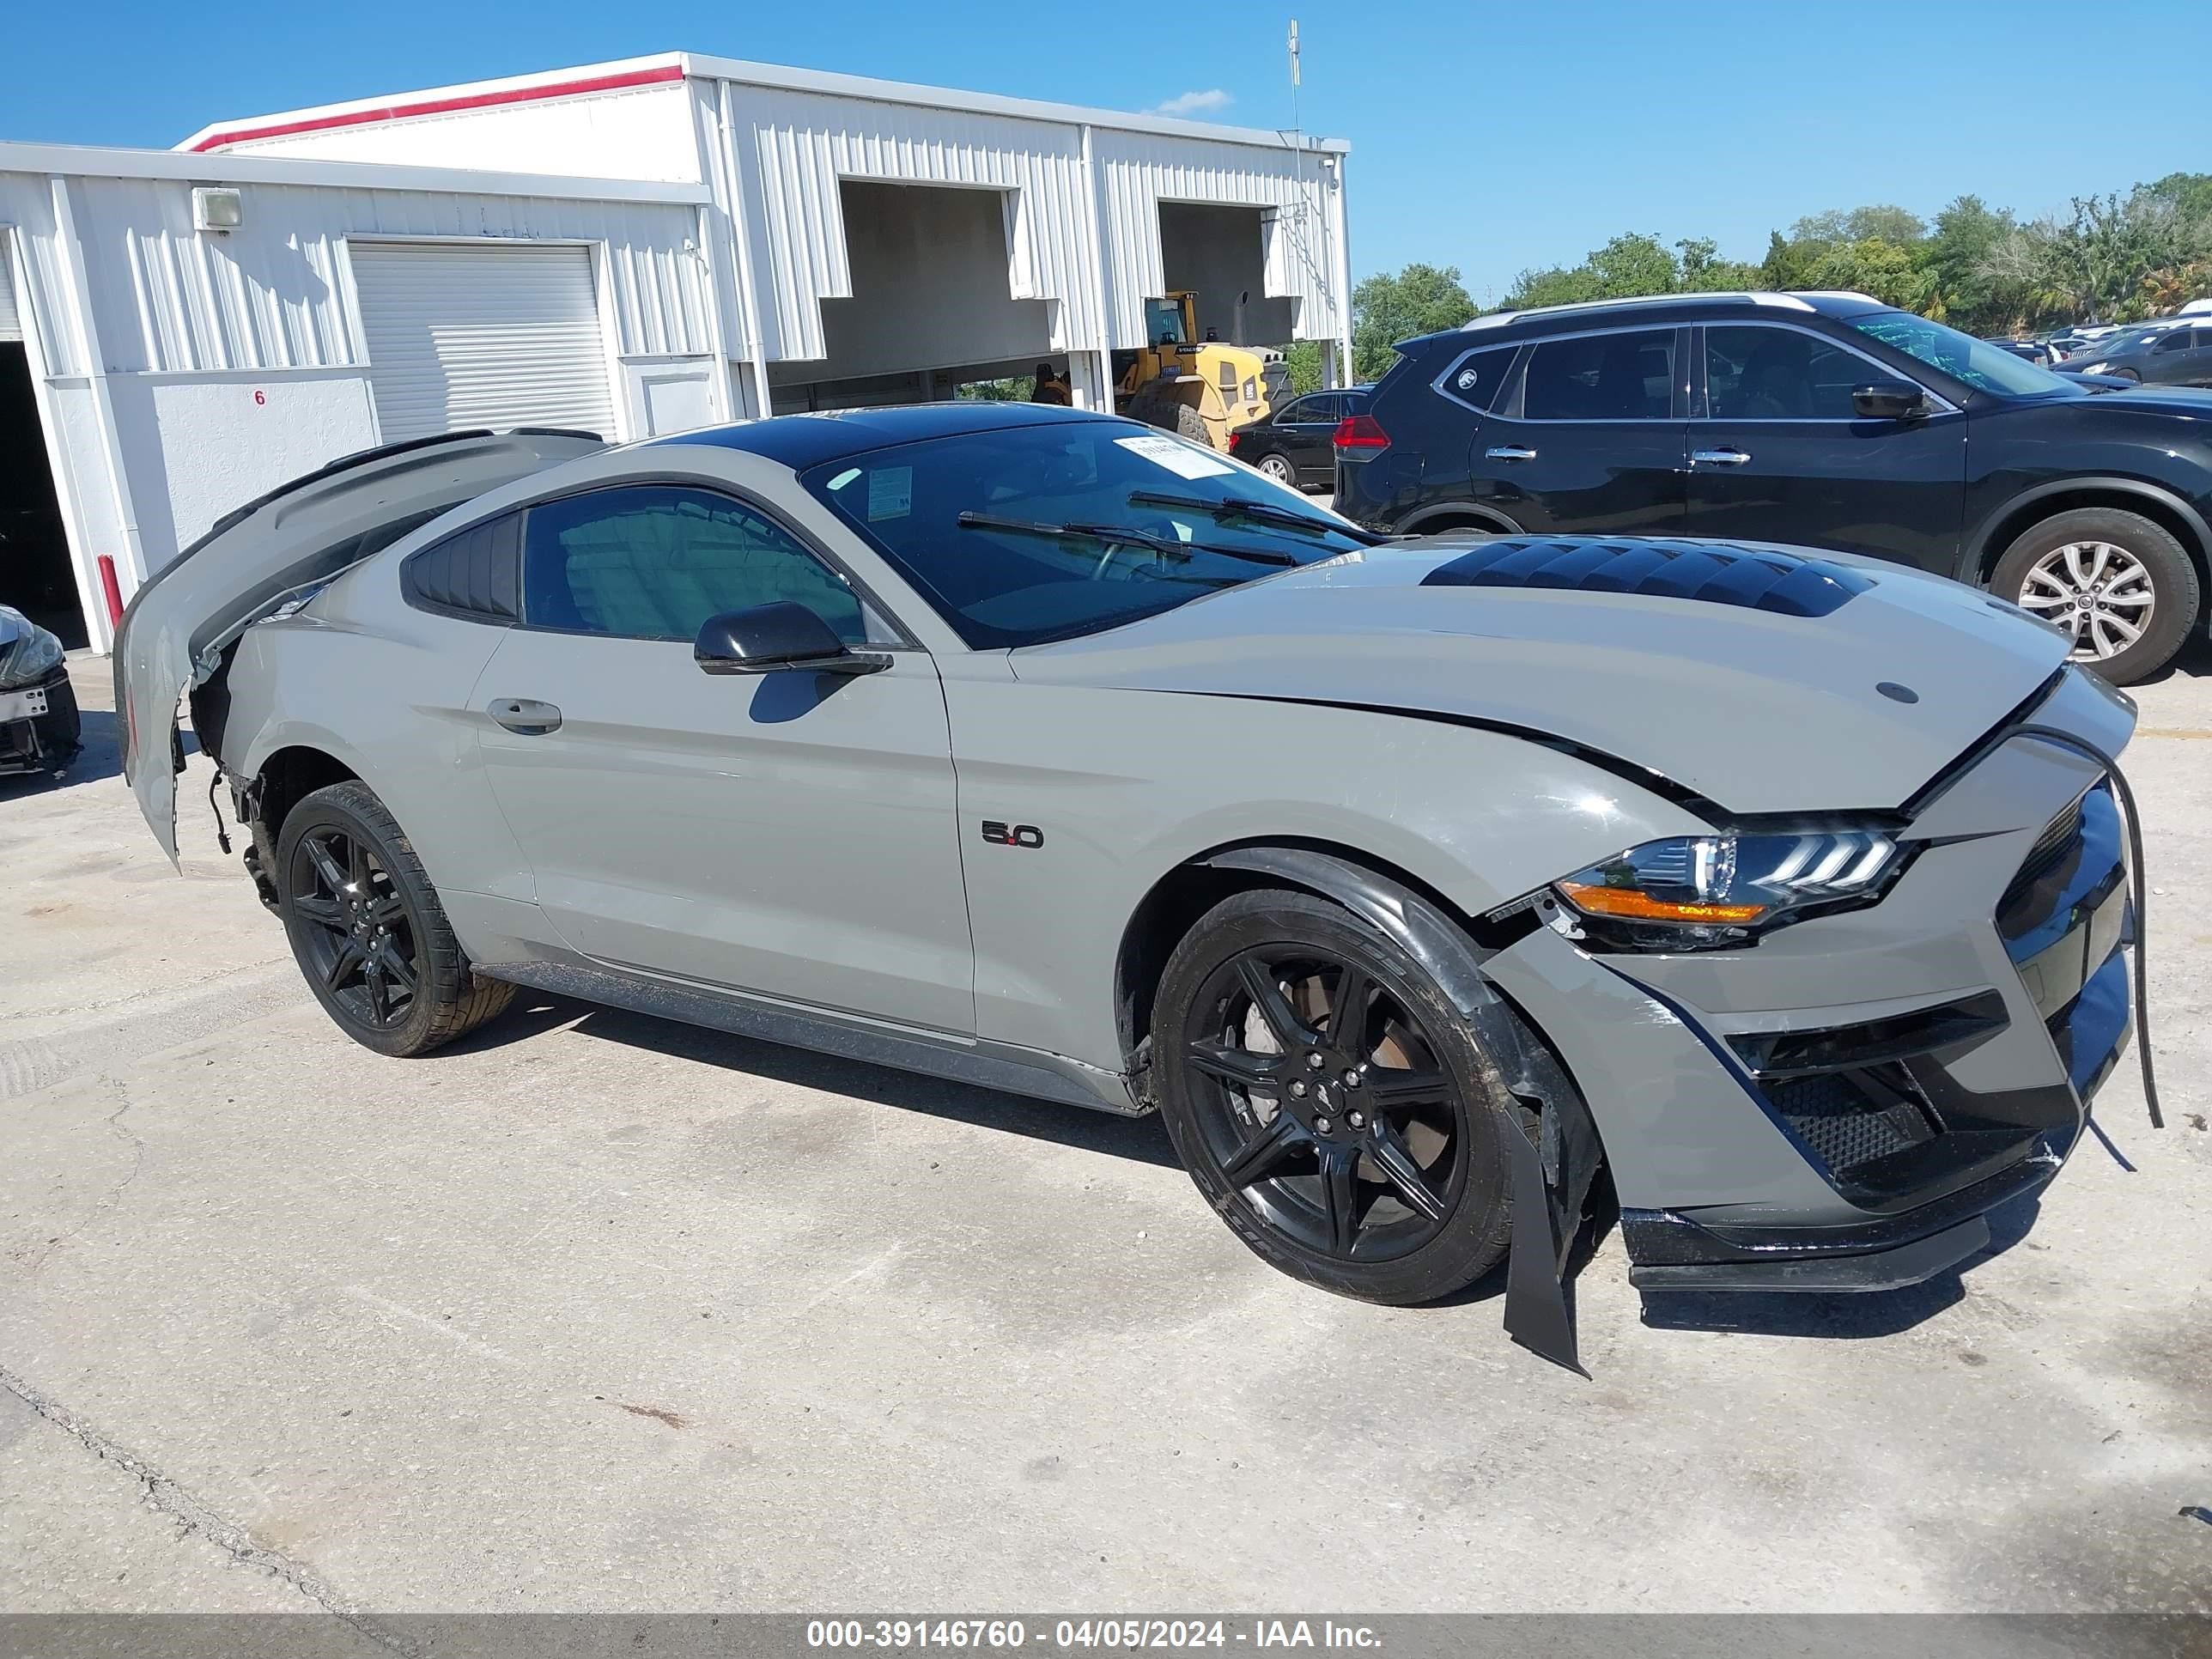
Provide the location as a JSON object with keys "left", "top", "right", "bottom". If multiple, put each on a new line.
{"left": 651, "top": 401, "right": 1122, "bottom": 470}
{"left": 1395, "top": 289, "right": 1894, "bottom": 356}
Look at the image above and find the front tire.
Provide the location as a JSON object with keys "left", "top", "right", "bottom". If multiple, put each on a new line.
{"left": 1992, "top": 507, "right": 2199, "bottom": 684}
{"left": 1152, "top": 889, "right": 1521, "bottom": 1305}
{"left": 276, "top": 781, "right": 514, "bottom": 1057}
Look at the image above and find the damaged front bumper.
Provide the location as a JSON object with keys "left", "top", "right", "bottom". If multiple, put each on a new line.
{"left": 1483, "top": 665, "right": 2138, "bottom": 1297}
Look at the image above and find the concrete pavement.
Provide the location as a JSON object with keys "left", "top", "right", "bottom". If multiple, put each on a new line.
{"left": 2, "top": 652, "right": 2207, "bottom": 1615}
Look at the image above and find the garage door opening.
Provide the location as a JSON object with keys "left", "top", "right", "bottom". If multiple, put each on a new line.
{"left": 769, "top": 181, "right": 1053, "bottom": 414}
{"left": 349, "top": 241, "right": 618, "bottom": 444}
{"left": 0, "top": 341, "right": 84, "bottom": 649}
{"left": 1157, "top": 203, "right": 1298, "bottom": 350}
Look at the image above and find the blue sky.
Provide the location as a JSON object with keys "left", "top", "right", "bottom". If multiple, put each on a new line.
{"left": 9, "top": 0, "right": 2209, "bottom": 300}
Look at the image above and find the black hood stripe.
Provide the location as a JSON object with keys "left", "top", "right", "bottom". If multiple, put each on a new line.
{"left": 1421, "top": 537, "right": 1873, "bottom": 618}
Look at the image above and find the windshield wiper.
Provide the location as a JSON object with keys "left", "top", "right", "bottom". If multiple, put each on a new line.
{"left": 1127, "top": 489, "right": 1391, "bottom": 545}
{"left": 957, "top": 511, "right": 1295, "bottom": 566}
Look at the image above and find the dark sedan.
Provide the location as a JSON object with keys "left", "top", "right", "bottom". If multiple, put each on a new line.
{"left": 2064, "top": 322, "right": 2212, "bottom": 387}
{"left": 1228, "top": 386, "right": 1370, "bottom": 491}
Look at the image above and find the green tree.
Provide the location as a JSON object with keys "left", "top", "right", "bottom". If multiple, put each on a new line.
{"left": 1281, "top": 340, "right": 1326, "bottom": 395}
{"left": 1676, "top": 237, "right": 1764, "bottom": 292}
{"left": 1789, "top": 204, "right": 1927, "bottom": 246}
{"left": 1920, "top": 196, "right": 2021, "bottom": 332}
{"left": 1351, "top": 263, "right": 1479, "bottom": 381}
{"left": 1504, "top": 233, "right": 1682, "bottom": 310}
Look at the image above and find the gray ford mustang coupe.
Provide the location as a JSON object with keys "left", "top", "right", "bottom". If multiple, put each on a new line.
{"left": 117, "top": 404, "right": 2148, "bottom": 1369}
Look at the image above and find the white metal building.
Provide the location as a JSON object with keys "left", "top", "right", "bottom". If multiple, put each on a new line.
{"left": 179, "top": 52, "right": 1356, "bottom": 419}
{"left": 1, "top": 53, "right": 1351, "bottom": 652}
{"left": 0, "top": 143, "right": 716, "bottom": 651}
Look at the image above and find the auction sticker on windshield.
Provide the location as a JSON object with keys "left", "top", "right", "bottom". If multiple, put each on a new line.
{"left": 1115, "top": 433, "right": 1234, "bottom": 480}
{"left": 866, "top": 466, "right": 914, "bottom": 520}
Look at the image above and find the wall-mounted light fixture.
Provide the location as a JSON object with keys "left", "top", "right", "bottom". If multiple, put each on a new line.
{"left": 191, "top": 187, "right": 243, "bottom": 234}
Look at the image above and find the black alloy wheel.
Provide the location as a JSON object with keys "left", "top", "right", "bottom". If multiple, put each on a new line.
{"left": 275, "top": 779, "right": 514, "bottom": 1057}
{"left": 288, "top": 822, "right": 420, "bottom": 1032}
{"left": 1155, "top": 890, "right": 1517, "bottom": 1304}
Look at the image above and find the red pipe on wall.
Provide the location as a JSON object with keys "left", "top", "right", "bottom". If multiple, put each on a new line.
{"left": 97, "top": 556, "right": 125, "bottom": 631}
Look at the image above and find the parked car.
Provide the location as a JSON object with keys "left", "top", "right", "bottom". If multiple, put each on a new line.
{"left": 0, "top": 605, "right": 78, "bottom": 779}
{"left": 118, "top": 410, "right": 2142, "bottom": 1369}
{"left": 1336, "top": 291, "right": 2212, "bottom": 684}
{"left": 1228, "top": 386, "right": 1370, "bottom": 490}
{"left": 2048, "top": 324, "right": 2118, "bottom": 360}
{"left": 1986, "top": 337, "right": 2056, "bottom": 366}
{"left": 2057, "top": 370, "right": 2137, "bottom": 393}
{"left": 2061, "top": 321, "right": 2212, "bottom": 387}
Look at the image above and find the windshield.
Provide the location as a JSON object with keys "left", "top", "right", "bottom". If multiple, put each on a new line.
{"left": 2085, "top": 327, "right": 2170, "bottom": 359}
{"left": 1849, "top": 310, "right": 2075, "bottom": 397}
{"left": 801, "top": 420, "right": 1367, "bottom": 649}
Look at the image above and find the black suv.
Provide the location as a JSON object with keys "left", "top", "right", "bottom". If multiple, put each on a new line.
{"left": 1337, "top": 291, "right": 2211, "bottom": 684}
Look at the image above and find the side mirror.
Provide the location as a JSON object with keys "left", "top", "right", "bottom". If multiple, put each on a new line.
{"left": 695, "top": 602, "right": 889, "bottom": 677}
{"left": 1852, "top": 380, "right": 1929, "bottom": 421}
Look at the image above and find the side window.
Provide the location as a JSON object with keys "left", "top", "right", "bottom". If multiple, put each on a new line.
{"left": 402, "top": 512, "right": 523, "bottom": 622}
{"left": 1299, "top": 394, "right": 1344, "bottom": 424}
{"left": 1522, "top": 331, "right": 1675, "bottom": 421}
{"left": 521, "top": 486, "right": 867, "bottom": 644}
{"left": 2154, "top": 330, "right": 2193, "bottom": 355}
{"left": 1705, "top": 326, "right": 1869, "bottom": 422}
{"left": 1438, "top": 346, "right": 1516, "bottom": 414}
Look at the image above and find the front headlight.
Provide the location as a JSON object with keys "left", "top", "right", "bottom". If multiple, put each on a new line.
{"left": 0, "top": 607, "right": 64, "bottom": 690}
{"left": 1542, "top": 829, "right": 1909, "bottom": 950}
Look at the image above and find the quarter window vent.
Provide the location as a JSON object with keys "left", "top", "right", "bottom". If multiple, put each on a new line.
{"left": 401, "top": 514, "right": 522, "bottom": 622}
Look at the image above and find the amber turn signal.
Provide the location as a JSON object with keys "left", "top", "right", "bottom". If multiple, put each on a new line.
{"left": 1554, "top": 882, "right": 1768, "bottom": 925}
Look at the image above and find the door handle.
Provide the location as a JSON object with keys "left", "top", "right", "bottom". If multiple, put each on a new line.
{"left": 1691, "top": 447, "right": 1752, "bottom": 467}
{"left": 488, "top": 697, "right": 562, "bottom": 735}
{"left": 1485, "top": 445, "right": 1538, "bottom": 461}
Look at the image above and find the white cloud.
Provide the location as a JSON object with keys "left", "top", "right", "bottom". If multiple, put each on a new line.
{"left": 1152, "top": 88, "right": 1233, "bottom": 118}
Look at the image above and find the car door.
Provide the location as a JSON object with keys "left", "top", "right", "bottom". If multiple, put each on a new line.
{"left": 2166, "top": 328, "right": 2212, "bottom": 386}
{"left": 2141, "top": 328, "right": 2201, "bottom": 386}
{"left": 1469, "top": 326, "right": 1688, "bottom": 533}
{"left": 472, "top": 482, "right": 974, "bottom": 1035}
{"left": 1685, "top": 322, "right": 1967, "bottom": 574}
{"left": 1282, "top": 393, "right": 1345, "bottom": 484}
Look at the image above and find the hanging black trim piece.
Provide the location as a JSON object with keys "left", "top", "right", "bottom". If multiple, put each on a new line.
{"left": 1197, "top": 845, "right": 1600, "bottom": 1376}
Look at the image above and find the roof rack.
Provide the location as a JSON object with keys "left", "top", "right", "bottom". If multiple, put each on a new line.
{"left": 1461, "top": 290, "right": 1879, "bottom": 333}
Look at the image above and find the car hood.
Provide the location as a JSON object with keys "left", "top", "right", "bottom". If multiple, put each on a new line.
{"left": 2057, "top": 383, "right": 2212, "bottom": 416}
{"left": 116, "top": 429, "right": 601, "bottom": 861}
{"left": 1008, "top": 536, "right": 2081, "bottom": 816}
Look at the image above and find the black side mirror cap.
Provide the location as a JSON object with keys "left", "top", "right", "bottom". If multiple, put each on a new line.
{"left": 1853, "top": 380, "right": 1929, "bottom": 421}
{"left": 695, "top": 602, "right": 890, "bottom": 676}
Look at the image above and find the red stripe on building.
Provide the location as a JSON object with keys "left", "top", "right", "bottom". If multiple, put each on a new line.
{"left": 187, "top": 64, "right": 687, "bottom": 153}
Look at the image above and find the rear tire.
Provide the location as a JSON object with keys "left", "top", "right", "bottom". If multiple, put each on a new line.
{"left": 1152, "top": 889, "right": 1520, "bottom": 1305}
{"left": 1173, "top": 401, "right": 1212, "bottom": 449}
{"left": 1991, "top": 507, "right": 2198, "bottom": 685}
{"left": 275, "top": 781, "right": 514, "bottom": 1057}
{"left": 1256, "top": 450, "right": 1297, "bottom": 485}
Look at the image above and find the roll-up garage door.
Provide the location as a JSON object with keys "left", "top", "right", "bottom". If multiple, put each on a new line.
{"left": 349, "top": 241, "right": 617, "bottom": 443}
{"left": 0, "top": 246, "right": 22, "bottom": 343}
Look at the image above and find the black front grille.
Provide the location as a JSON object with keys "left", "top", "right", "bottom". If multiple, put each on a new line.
{"left": 2001, "top": 793, "right": 2086, "bottom": 914}
{"left": 1765, "top": 1071, "right": 1939, "bottom": 1176}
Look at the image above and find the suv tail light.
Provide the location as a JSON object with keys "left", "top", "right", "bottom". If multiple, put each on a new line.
{"left": 1334, "top": 414, "right": 1389, "bottom": 453}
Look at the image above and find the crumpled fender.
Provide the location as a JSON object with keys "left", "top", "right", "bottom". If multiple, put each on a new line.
{"left": 1198, "top": 845, "right": 1600, "bottom": 1376}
